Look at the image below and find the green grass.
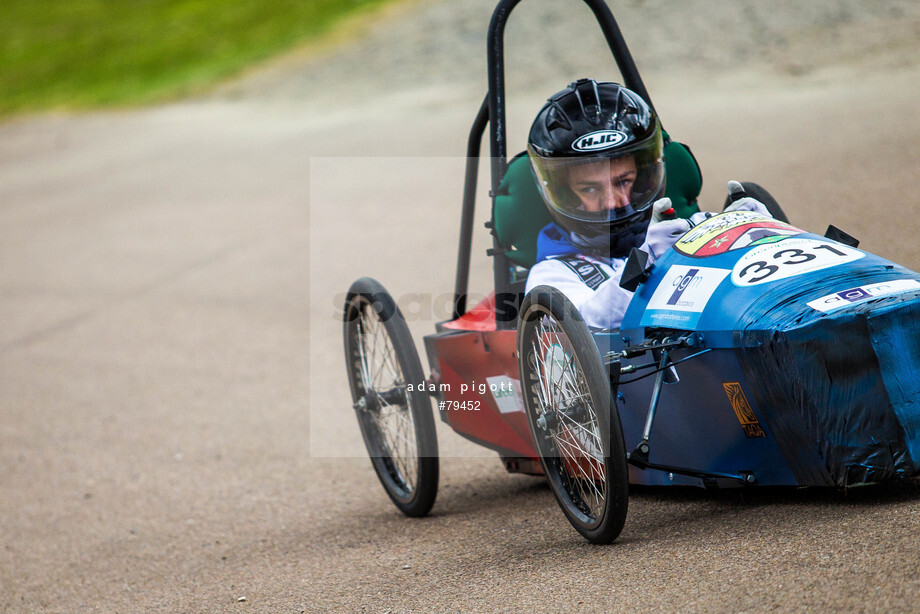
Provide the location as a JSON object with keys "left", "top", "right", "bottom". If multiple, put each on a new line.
{"left": 0, "top": 0, "right": 395, "bottom": 116}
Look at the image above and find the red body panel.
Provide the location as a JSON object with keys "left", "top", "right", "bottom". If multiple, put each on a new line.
{"left": 428, "top": 328, "right": 538, "bottom": 459}
{"left": 441, "top": 293, "right": 497, "bottom": 332}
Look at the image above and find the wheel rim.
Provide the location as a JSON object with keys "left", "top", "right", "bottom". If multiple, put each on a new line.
{"left": 528, "top": 311, "right": 608, "bottom": 525}
{"left": 352, "top": 299, "right": 419, "bottom": 499}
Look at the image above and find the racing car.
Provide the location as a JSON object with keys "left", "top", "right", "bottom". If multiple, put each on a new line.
{"left": 341, "top": 0, "right": 920, "bottom": 543}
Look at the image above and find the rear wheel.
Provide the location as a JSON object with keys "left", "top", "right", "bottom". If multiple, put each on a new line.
{"left": 343, "top": 277, "right": 438, "bottom": 517}
{"left": 518, "top": 286, "right": 629, "bottom": 544}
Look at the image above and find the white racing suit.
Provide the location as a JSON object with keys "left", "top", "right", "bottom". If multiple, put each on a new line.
{"left": 524, "top": 195, "right": 771, "bottom": 329}
{"left": 524, "top": 252, "right": 633, "bottom": 329}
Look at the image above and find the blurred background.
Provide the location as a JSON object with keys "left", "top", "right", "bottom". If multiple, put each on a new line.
{"left": 3, "top": 0, "right": 920, "bottom": 611}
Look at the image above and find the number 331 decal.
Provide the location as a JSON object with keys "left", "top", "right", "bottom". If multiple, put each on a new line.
{"left": 731, "top": 238, "right": 864, "bottom": 286}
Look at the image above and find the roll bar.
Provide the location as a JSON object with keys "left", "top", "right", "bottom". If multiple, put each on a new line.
{"left": 453, "top": 0, "right": 655, "bottom": 324}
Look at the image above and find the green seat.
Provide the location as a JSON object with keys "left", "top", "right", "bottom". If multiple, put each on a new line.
{"left": 492, "top": 153, "right": 555, "bottom": 268}
{"left": 493, "top": 134, "right": 702, "bottom": 269}
{"left": 661, "top": 136, "right": 703, "bottom": 220}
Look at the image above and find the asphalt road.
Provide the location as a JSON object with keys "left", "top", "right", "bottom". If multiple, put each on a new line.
{"left": 3, "top": 1, "right": 920, "bottom": 611}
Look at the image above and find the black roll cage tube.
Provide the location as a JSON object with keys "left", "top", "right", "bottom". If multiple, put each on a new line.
{"left": 452, "top": 0, "right": 656, "bottom": 325}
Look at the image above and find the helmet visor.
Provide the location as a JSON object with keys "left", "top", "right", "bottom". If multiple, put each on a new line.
{"left": 528, "top": 137, "right": 664, "bottom": 224}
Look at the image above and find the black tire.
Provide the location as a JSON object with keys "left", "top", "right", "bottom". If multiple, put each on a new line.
{"left": 343, "top": 277, "right": 438, "bottom": 517}
{"left": 517, "top": 286, "right": 629, "bottom": 544}
{"left": 723, "top": 181, "right": 790, "bottom": 223}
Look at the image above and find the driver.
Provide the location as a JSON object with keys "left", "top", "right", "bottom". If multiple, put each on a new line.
{"left": 525, "top": 78, "right": 770, "bottom": 328}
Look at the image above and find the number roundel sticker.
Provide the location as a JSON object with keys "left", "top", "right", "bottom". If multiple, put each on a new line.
{"left": 731, "top": 238, "right": 864, "bottom": 286}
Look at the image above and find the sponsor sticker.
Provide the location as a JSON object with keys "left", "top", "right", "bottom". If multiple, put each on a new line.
{"left": 555, "top": 255, "right": 610, "bottom": 290}
{"left": 675, "top": 211, "right": 803, "bottom": 257}
{"left": 722, "top": 382, "right": 765, "bottom": 438}
{"left": 571, "top": 129, "right": 628, "bottom": 152}
{"left": 640, "top": 265, "right": 730, "bottom": 328}
{"left": 731, "top": 238, "right": 864, "bottom": 286}
{"left": 486, "top": 376, "right": 524, "bottom": 414}
{"left": 806, "top": 279, "right": 920, "bottom": 313}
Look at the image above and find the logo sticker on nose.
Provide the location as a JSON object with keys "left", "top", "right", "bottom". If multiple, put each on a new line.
{"left": 806, "top": 278, "right": 920, "bottom": 312}
{"left": 572, "top": 130, "right": 628, "bottom": 152}
{"left": 640, "top": 264, "right": 730, "bottom": 329}
{"left": 667, "top": 268, "right": 701, "bottom": 305}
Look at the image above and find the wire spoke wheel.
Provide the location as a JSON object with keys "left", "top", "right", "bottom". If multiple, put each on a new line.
{"left": 343, "top": 277, "right": 438, "bottom": 517}
{"left": 518, "top": 286, "right": 628, "bottom": 543}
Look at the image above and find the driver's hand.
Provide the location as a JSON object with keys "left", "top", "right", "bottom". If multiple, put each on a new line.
{"left": 724, "top": 180, "right": 771, "bottom": 216}
{"left": 642, "top": 197, "right": 692, "bottom": 261}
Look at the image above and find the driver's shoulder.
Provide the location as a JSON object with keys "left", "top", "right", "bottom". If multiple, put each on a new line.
{"left": 528, "top": 253, "right": 616, "bottom": 293}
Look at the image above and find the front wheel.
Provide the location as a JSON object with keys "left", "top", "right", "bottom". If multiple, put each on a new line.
{"left": 518, "top": 286, "right": 629, "bottom": 544}
{"left": 343, "top": 277, "right": 438, "bottom": 517}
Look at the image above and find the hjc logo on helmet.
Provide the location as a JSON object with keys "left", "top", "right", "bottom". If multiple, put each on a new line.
{"left": 572, "top": 129, "right": 628, "bottom": 152}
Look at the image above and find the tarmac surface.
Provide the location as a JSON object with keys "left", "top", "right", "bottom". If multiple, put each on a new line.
{"left": 3, "top": 0, "right": 920, "bottom": 611}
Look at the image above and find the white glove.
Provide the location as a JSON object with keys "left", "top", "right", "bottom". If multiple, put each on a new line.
{"left": 724, "top": 180, "right": 771, "bottom": 217}
{"left": 650, "top": 197, "right": 678, "bottom": 223}
{"left": 642, "top": 197, "right": 691, "bottom": 261}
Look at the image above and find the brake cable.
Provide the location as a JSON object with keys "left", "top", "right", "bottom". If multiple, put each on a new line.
{"left": 616, "top": 348, "right": 713, "bottom": 385}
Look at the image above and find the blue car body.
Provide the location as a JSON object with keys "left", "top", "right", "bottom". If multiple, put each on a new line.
{"left": 601, "top": 211, "right": 920, "bottom": 488}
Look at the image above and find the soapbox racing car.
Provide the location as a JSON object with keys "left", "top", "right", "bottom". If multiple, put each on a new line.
{"left": 341, "top": 0, "right": 920, "bottom": 544}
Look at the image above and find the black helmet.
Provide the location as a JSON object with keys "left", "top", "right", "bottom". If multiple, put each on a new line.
{"left": 527, "top": 79, "right": 664, "bottom": 257}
